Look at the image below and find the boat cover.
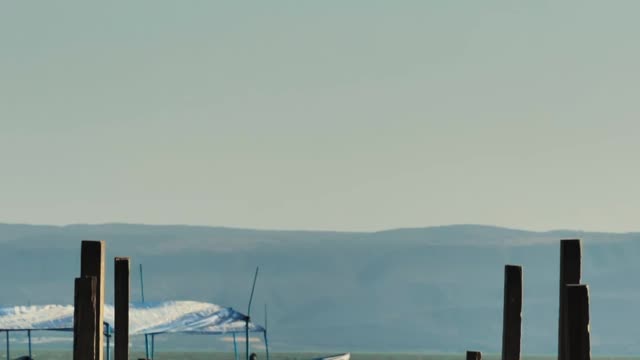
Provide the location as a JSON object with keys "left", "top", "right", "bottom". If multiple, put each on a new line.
{"left": 0, "top": 301, "right": 264, "bottom": 334}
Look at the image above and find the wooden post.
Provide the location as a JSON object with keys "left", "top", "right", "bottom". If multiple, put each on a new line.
{"left": 114, "top": 257, "right": 130, "bottom": 360}
{"left": 566, "top": 284, "right": 590, "bottom": 360}
{"left": 467, "top": 351, "right": 482, "bottom": 360}
{"left": 81, "top": 240, "right": 105, "bottom": 360}
{"left": 74, "top": 276, "right": 97, "bottom": 360}
{"left": 502, "top": 265, "right": 522, "bottom": 360}
{"left": 559, "top": 239, "right": 582, "bottom": 360}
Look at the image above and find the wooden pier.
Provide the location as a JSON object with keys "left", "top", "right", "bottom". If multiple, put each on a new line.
{"left": 67, "top": 237, "right": 592, "bottom": 360}
{"left": 467, "top": 239, "right": 591, "bottom": 360}
{"left": 74, "top": 241, "right": 132, "bottom": 360}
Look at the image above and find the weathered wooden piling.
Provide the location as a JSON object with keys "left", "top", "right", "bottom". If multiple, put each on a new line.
{"left": 559, "top": 239, "right": 582, "bottom": 360}
{"left": 114, "top": 257, "right": 130, "bottom": 360}
{"left": 80, "top": 240, "right": 105, "bottom": 360}
{"left": 467, "top": 351, "right": 482, "bottom": 360}
{"left": 73, "top": 276, "right": 97, "bottom": 360}
{"left": 502, "top": 265, "right": 522, "bottom": 360}
{"left": 566, "top": 284, "right": 590, "bottom": 360}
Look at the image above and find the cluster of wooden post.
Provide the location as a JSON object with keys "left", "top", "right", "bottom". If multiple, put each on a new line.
{"left": 466, "top": 239, "right": 590, "bottom": 360}
{"left": 73, "top": 240, "right": 131, "bottom": 360}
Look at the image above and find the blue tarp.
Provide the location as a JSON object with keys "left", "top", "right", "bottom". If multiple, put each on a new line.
{"left": 0, "top": 301, "right": 265, "bottom": 335}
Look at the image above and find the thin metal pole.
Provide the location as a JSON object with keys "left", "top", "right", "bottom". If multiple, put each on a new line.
{"left": 139, "top": 264, "right": 145, "bottom": 303}
{"left": 140, "top": 263, "right": 148, "bottom": 359}
{"left": 106, "top": 331, "right": 110, "bottom": 360}
{"left": 28, "top": 330, "right": 32, "bottom": 358}
{"left": 5, "top": 331, "right": 9, "bottom": 360}
{"left": 233, "top": 332, "right": 239, "bottom": 360}
{"left": 245, "top": 318, "right": 250, "bottom": 360}
{"left": 247, "top": 267, "right": 259, "bottom": 317}
{"left": 145, "top": 335, "right": 149, "bottom": 359}
{"left": 246, "top": 267, "right": 259, "bottom": 360}
{"left": 264, "top": 304, "right": 270, "bottom": 360}
{"left": 151, "top": 334, "right": 155, "bottom": 359}
{"left": 264, "top": 332, "right": 270, "bottom": 360}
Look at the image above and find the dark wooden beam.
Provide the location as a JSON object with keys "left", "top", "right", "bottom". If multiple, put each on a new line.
{"left": 502, "top": 264, "right": 522, "bottom": 360}
{"left": 467, "top": 351, "right": 482, "bottom": 360}
{"left": 114, "top": 257, "right": 130, "bottom": 360}
{"left": 73, "top": 276, "right": 97, "bottom": 360}
{"left": 81, "top": 240, "right": 105, "bottom": 360}
{"left": 559, "top": 239, "right": 582, "bottom": 360}
{"left": 566, "top": 284, "right": 591, "bottom": 360}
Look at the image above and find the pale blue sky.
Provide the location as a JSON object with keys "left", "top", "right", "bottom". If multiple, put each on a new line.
{"left": 1, "top": 1, "right": 639, "bottom": 232}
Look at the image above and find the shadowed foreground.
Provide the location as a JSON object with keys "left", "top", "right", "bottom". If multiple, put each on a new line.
{"left": 10, "top": 353, "right": 630, "bottom": 360}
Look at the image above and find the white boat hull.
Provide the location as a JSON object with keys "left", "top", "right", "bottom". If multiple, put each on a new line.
{"left": 314, "top": 353, "right": 351, "bottom": 360}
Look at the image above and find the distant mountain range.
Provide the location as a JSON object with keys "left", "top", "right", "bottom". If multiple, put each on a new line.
{"left": 1, "top": 223, "right": 639, "bottom": 354}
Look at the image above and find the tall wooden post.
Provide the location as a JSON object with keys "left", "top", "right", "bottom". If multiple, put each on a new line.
{"left": 467, "top": 351, "right": 482, "bottom": 360}
{"left": 559, "top": 239, "right": 582, "bottom": 360}
{"left": 74, "top": 276, "right": 98, "bottom": 360}
{"left": 566, "top": 284, "right": 590, "bottom": 360}
{"left": 81, "top": 240, "right": 105, "bottom": 360}
{"left": 502, "top": 265, "right": 522, "bottom": 360}
{"left": 114, "top": 257, "right": 130, "bottom": 360}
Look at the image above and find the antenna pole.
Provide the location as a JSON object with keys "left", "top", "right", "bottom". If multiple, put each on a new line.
{"left": 139, "top": 264, "right": 149, "bottom": 358}
{"left": 264, "top": 304, "right": 270, "bottom": 360}
{"left": 139, "top": 264, "right": 145, "bottom": 303}
{"left": 233, "top": 332, "right": 239, "bottom": 360}
{"left": 248, "top": 267, "right": 259, "bottom": 315}
{"left": 245, "top": 318, "right": 250, "bottom": 360}
{"left": 246, "top": 267, "right": 259, "bottom": 360}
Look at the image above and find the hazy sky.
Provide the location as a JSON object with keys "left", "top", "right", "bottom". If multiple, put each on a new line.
{"left": 1, "top": 2, "right": 639, "bottom": 232}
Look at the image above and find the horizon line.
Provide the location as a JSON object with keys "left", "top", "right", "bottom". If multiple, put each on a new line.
{"left": 0, "top": 221, "right": 636, "bottom": 235}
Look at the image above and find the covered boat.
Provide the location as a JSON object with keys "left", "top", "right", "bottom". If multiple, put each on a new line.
{"left": 0, "top": 300, "right": 267, "bottom": 359}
